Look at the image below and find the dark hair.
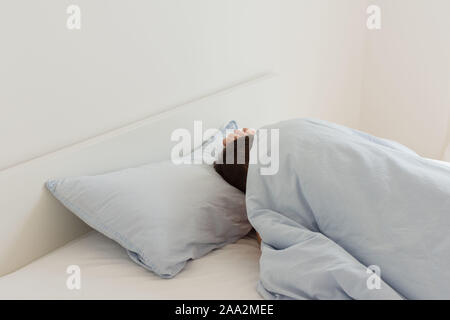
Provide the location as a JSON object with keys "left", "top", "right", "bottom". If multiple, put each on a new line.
{"left": 213, "top": 135, "right": 253, "bottom": 193}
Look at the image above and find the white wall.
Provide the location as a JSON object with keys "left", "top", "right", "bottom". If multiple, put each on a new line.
{"left": 360, "top": 0, "right": 450, "bottom": 160}
{"left": 4, "top": 1, "right": 448, "bottom": 169}
{"left": 277, "top": 0, "right": 366, "bottom": 128}
{"left": 0, "top": 0, "right": 279, "bottom": 170}
{"left": 0, "top": 0, "right": 367, "bottom": 170}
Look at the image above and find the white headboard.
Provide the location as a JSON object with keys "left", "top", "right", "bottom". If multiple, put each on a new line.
{"left": 0, "top": 73, "right": 280, "bottom": 276}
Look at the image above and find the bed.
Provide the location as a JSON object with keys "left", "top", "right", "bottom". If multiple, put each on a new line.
{"left": 0, "top": 231, "right": 261, "bottom": 300}
{"left": 0, "top": 73, "right": 281, "bottom": 299}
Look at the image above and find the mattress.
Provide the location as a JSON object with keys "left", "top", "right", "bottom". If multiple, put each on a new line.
{"left": 0, "top": 231, "right": 262, "bottom": 299}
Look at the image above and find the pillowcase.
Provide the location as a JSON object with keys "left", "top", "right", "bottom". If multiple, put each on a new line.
{"left": 46, "top": 121, "right": 251, "bottom": 279}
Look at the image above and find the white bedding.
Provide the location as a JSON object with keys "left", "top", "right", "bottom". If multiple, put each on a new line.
{"left": 0, "top": 231, "right": 262, "bottom": 300}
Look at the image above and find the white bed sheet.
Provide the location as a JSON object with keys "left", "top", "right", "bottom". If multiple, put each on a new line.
{"left": 0, "top": 231, "right": 262, "bottom": 300}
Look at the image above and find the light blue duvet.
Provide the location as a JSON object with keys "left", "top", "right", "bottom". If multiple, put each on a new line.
{"left": 246, "top": 119, "right": 450, "bottom": 300}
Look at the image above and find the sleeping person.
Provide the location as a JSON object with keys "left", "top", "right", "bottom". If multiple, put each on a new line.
{"left": 213, "top": 118, "right": 450, "bottom": 300}
{"left": 213, "top": 128, "right": 261, "bottom": 245}
{"left": 214, "top": 128, "right": 254, "bottom": 193}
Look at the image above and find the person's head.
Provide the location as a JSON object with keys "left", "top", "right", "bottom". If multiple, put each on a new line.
{"left": 213, "top": 129, "right": 255, "bottom": 193}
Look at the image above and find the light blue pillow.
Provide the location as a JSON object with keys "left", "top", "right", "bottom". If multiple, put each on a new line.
{"left": 46, "top": 121, "right": 251, "bottom": 279}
